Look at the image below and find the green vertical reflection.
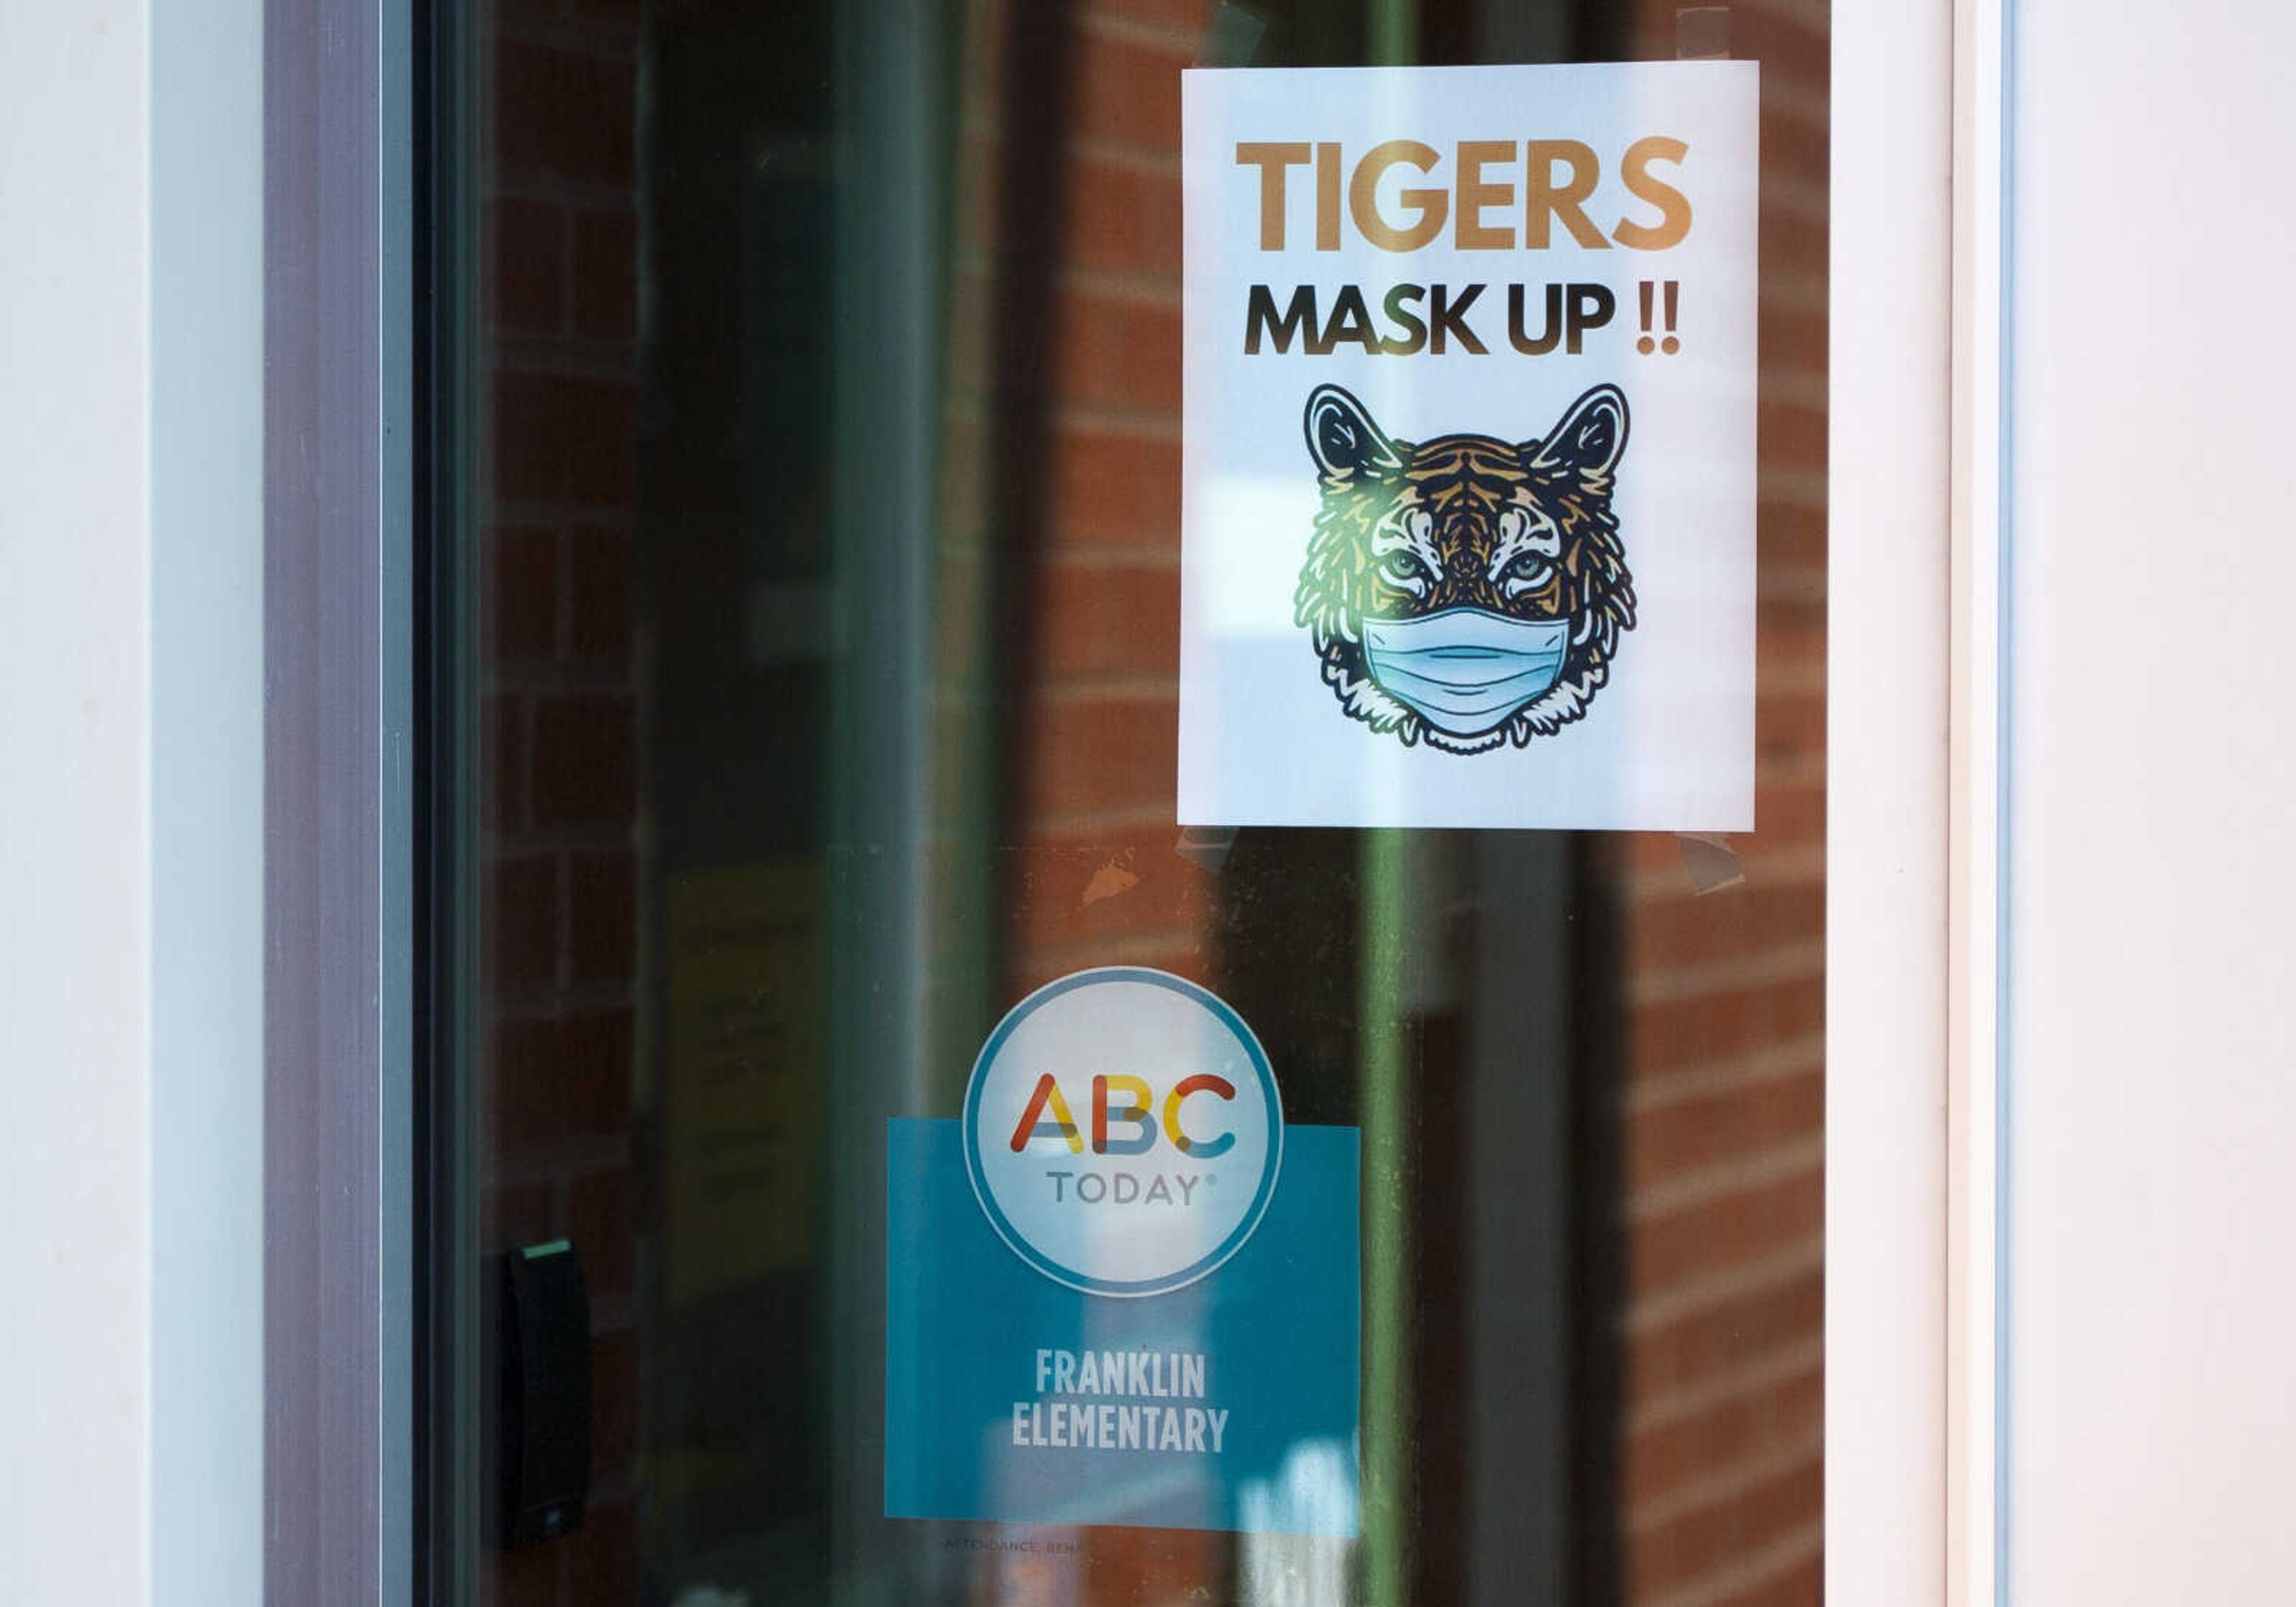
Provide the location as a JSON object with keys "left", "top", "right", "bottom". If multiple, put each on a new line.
{"left": 1369, "top": 0, "right": 1418, "bottom": 74}
{"left": 1358, "top": 2, "right": 1416, "bottom": 1591}
{"left": 1358, "top": 826, "right": 1412, "bottom": 1606}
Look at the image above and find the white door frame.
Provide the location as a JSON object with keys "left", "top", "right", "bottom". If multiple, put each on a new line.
{"left": 0, "top": 0, "right": 2004, "bottom": 1596}
{"left": 1947, "top": 0, "right": 2009, "bottom": 1600}
{"left": 264, "top": 0, "right": 417, "bottom": 1599}
{"left": 1828, "top": 0, "right": 2008, "bottom": 1602}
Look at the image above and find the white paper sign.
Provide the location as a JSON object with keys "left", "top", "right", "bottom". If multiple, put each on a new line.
{"left": 1178, "top": 62, "right": 1760, "bottom": 831}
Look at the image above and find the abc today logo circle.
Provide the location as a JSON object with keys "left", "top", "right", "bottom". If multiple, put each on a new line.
{"left": 961, "top": 967, "right": 1284, "bottom": 1299}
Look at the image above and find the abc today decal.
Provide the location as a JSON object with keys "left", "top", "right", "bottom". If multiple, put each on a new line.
{"left": 961, "top": 968, "right": 1284, "bottom": 1299}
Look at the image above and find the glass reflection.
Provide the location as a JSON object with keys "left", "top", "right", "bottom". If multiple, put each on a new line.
{"left": 471, "top": 1, "right": 1826, "bottom": 1602}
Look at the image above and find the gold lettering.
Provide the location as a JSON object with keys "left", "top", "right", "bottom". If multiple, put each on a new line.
{"left": 1348, "top": 140, "right": 1447, "bottom": 252}
{"left": 1236, "top": 142, "right": 1313, "bottom": 250}
{"left": 1315, "top": 142, "right": 1342, "bottom": 250}
{"left": 1614, "top": 135, "right": 1692, "bottom": 249}
{"left": 1526, "top": 139, "right": 1608, "bottom": 249}
{"left": 1453, "top": 140, "right": 1516, "bottom": 249}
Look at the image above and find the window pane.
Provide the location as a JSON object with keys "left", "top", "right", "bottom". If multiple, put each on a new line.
{"left": 447, "top": 3, "right": 1828, "bottom": 1602}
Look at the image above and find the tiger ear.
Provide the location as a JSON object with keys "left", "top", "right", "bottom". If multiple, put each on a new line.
{"left": 1305, "top": 385, "right": 1402, "bottom": 480}
{"left": 1529, "top": 384, "right": 1629, "bottom": 484}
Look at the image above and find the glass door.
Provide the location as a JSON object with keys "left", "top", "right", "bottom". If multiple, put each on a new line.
{"left": 422, "top": 2, "right": 1829, "bottom": 1602}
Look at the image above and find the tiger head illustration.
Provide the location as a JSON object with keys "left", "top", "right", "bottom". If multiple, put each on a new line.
{"left": 1292, "top": 383, "right": 1636, "bottom": 753}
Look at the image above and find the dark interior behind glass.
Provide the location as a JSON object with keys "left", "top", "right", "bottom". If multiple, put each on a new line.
{"left": 426, "top": 2, "right": 1829, "bottom": 1601}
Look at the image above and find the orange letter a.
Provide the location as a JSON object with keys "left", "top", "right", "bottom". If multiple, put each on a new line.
{"left": 1009, "top": 1074, "right": 1085, "bottom": 1153}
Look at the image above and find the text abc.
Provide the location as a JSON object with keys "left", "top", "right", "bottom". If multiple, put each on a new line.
{"left": 1009, "top": 1073, "right": 1237, "bottom": 1159}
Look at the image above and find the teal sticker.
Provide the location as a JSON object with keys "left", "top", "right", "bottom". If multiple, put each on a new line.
{"left": 885, "top": 1119, "right": 1361, "bottom": 1535}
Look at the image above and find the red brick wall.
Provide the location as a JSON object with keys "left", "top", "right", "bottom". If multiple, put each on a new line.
{"left": 978, "top": 1, "right": 1209, "bottom": 1002}
{"left": 981, "top": 5, "right": 1833, "bottom": 1603}
{"left": 479, "top": 0, "right": 644, "bottom": 1599}
{"left": 1608, "top": 4, "right": 1828, "bottom": 1603}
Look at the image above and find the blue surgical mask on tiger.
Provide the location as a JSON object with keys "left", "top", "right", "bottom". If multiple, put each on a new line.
{"left": 1360, "top": 607, "right": 1571, "bottom": 740}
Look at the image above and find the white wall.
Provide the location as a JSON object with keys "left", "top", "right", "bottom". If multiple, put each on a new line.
{"left": 0, "top": 4, "right": 157, "bottom": 1599}
{"left": 0, "top": 1, "right": 262, "bottom": 1601}
{"left": 2006, "top": 1, "right": 2296, "bottom": 1600}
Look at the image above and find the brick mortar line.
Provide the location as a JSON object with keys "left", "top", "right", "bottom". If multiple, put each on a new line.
{"left": 1626, "top": 1335, "right": 1825, "bottom": 1434}
{"left": 1640, "top": 1518, "right": 1825, "bottom": 1607}
{"left": 1039, "top": 531, "right": 1187, "bottom": 557}
{"left": 939, "top": 395, "right": 1181, "bottom": 442}
{"left": 1754, "top": 397, "right": 1827, "bottom": 438}
{"left": 1715, "top": 776, "right": 1821, "bottom": 820}
{"left": 1049, "top": 404, "right": 1184, "bottom": 442}
{"left": 1057, "top": 262, "right": 1184, "bottom": 307}
{"left": 1757, "top": 566, "right": 1827, "bottom": 604}
{"left": 1040, "top": 547, "right": 1183, "bottom": 573}
{"left": 1757, "top": 468, "right": 1828, "bottom": 505}
{"left": 1756, "top": 662, "right": 1827, "bottom": 696}
{"left": 1624, "top": 1032, "right": 1825, "bottom": 1110}
{"left": 1077, "top": 5, "right": 1205, "bottom": 54}
{"left": 1741, "top": 0, "right": 1834, "bottom": 43}
{"left": 1760, "top": 272, "right": 1830, "bottom": 311}
{"left": 1012, "top": 927, "right": 1208, "bottom": 973}
{"left": 1070, "top": 136, "right": 1182, "bottom": 180}
{"left": 1024, "top": 826, "right": 1203, "bottom": 867}
{"left": 1628, "top": 937, "right": 1825, "bottom": 1006}
{"left": 1039, "top": 674, "right": 1182, "bottom": 704}
{"left": 1757, "top": 387, "right": 1830, "bottom": 427}
{"left": 1629, "top": 1134, "right": 1823, "bottom": 1223}
{"left": 1752, "top": 749, "right": 1826, "bottom": 788}
{"left": 1031, "top": 273, "right": 1189, "bottom": 322}
{"left": 949, "top": 252, "right": 1183, "bottom": 307}
{"left": 1622, "top": 1236, "right": 1824, "bottom": 1333}
{"left": 1623, "top": 1428, "right": 1823, "bottom": 1534}
{"left": 1035, "top": 542, "right": 1184, "bottom": 569}
{"left": 1028, "top": 804, "right": 1190, "bottom": 836}
{"left": 1758, "top": 369, "right": 1830, "bottom": 410}
{"left": 942, "top": 395, "right": 1183, "bottom": 443}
